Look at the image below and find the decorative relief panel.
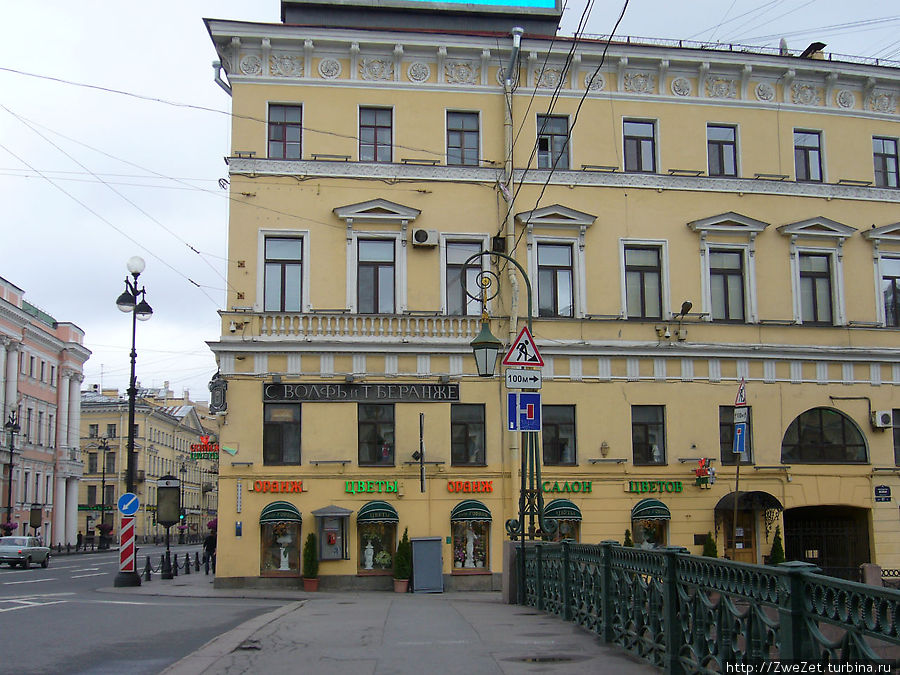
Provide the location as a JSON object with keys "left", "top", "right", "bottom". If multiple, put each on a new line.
{"left": 407, "top": 61, "right": 430, "bottom": 83}
{"left": 671, "top": 77, "right": 691, "bottom": 97}
{"left": 791, "top": 83, "right": 821, "bottom": 106}
{"left": 706, "top": 77, "right": 737, "bottom": 99}
{"left": 318, "top": 58, "right": 342, "bottom": 79}
{"left": 445, "top": 61, "right": 478, "bottom": 84}
{"left": 239, "top": 54, "right": 263, "bottom": 76}
{"left": 536, "top": 67, "right": 563, "bottom": 89}
{"left": 755, "top": 82, "right": 775, "bottom": 101}
{"left": 867, "top": 91, "right": 898, "bottom": 114}
{"left": 624, "top": 72, "right": 655, "bottom": 93}
{"left": 836, "top": 89, "right": 855, "bottom": 108}
{"left": 359, "top": 58, "right": 394, "bottom": 81}
{"left": 584, "top": 71, "right": 605, "bottom": 91}
{"left": 270, "top": 54, "right": 302, "bottom": 78}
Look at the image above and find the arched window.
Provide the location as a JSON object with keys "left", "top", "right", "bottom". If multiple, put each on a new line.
{"left": 781, "top": 407, "right": 867, "bottom": 464}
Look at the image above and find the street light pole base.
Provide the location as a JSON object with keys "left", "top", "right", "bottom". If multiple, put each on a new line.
{"left": 113, "top": 571, "right": 142, "bottom": 587}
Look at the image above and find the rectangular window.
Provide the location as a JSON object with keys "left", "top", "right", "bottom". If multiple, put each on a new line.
{"left": 267, "top": 104, "right": 302, "bottom": 159}
{"left": 105, "top": 452, "right": 116, "bottom": 474}
{"left": 88, "top": 453, "right": 97, "bottom": 474}
{"left": 446, "top": 241, "right": 482, "bottom": 316}
{"left": 624, "top": 120, "right": 657, "bottom": 173}
{"left": 894, "top": 410, "right": 900, "bottom": 466}
{"left": 873, "top": 137, "right": 899, "bottom": 188}
{"left": 50, "top": 366, "right": 55, "bottom": 386}
{"left": 48, "top": 414, "right": 54, "bottom": 447}
{"left": 707, "top": 124, "right": 737, "bottom": 177}
{"left": 106, "top": 424, "right": 116, "bottom": 438}
{"left": 358, "top": 404, "right": 394, "bottom": 466}
{"left": 794, "top": 130, "right": 822, "bottom": 182}
{"left": 542, "top": 405, "right": 576, "bottom": 466}
{"left": 23, "top": 472, "right": 29, "bottom": 502}
{"left": 625, "top": 246, "right": 662, "bottom": 319}
{"left": 37, "top": 412, "right": 43, "bottom": 445}
{"left": 451, "top": 404, "right": 485, "bottom": 465}
{"left": 447, "top": 112, "right": 479, "bottom": 166}
{"left": 360, "top": 108, "right": 392, "bottom": 162}
{"left": 40, "top": 361, "right": 45, "bottom": 382}
{"left": 632, "top": 405, "right": 666, "bottom": 465}
{"left": 87, "top": 485, "right": 97, "bottom": 507}
{"left": 88, "top": 424, "right": 99, "bottom": 439}
{"left": 799, "top": 253, "right": 833, "bottom": 324}
{"left": 263, "top": 404, "right": 301, "bottom": 465}
{"left": 264, "top": 236, "right": 303, "bottom": 312}
{"left": 104, "top": 484, "right": 116, "bottom": 508}
{"left": 536, "top": 115, "right": 569, "bottom": 169}
{"left": 882, "top": 258, "right": 900, "bottom": 327}
{"left": 719, "top": 406, "right": 752, "bottom": 464}
{"left": 537, "top": 244, "right": 574, "bottom": 317}
{"left": 358, "top": 239, "right": 395, "bottom": 314}
{"left": 709, "top": 250, "right": 745, "bottom": 321}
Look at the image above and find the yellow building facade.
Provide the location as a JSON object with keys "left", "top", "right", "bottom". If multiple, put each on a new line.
{"left": 79, "top": 385, "right": 218, "bottom": 545}
{"left": 206, "top": 1, "right": 900, "bottom": 589}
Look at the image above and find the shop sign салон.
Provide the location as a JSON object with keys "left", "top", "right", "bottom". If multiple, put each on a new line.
{"left": 542, "top": 481, "right": 592, "bottom": 493}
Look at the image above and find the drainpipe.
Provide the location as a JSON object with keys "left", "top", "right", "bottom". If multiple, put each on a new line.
{"left": 212, "top": 61, "right": 232, "bottom": 96}
{"left": 503, "top": 27, "right": 524, "bottom": 530}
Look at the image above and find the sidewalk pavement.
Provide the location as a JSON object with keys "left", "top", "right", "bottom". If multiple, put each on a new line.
{"left": 102, "top": 566, "right": 658, "bottom": 675}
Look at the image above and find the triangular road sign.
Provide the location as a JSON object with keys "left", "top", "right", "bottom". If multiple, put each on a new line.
{"left": 735, "top": 378, "right": 747, "bottom": 406}
{"left": 502, "top": 326, "right": 544, "bottom": 367}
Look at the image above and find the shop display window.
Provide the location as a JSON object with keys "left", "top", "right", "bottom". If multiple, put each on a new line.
{"left": 451, "top": 521, "right": 489, "bottom": 570}
{"left": 631, "top": 519, "right": 667, "bottom": 549}
{"left": 260, "top": 521, "right": 301, "bottom": 575}
{"left": 549, "top": 519, "right": 580, "bottom": 542}
{"left": 358, "top": 522, "right": 396, "bottom": 573}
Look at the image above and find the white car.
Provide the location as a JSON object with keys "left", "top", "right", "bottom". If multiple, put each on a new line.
{"left": 0, "top": 536, "right": 51, "bottom": 568}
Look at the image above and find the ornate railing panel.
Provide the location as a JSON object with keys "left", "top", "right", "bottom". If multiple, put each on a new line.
{"left": 254, "top": 312, "right": 481, "bottom": 341}
{"left": 519, "top": 542, "right": 900, "bottom": 674}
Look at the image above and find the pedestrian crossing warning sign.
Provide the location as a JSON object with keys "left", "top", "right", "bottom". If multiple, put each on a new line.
{"left": 502, "top": 326, "right": 544, "bottom": 367}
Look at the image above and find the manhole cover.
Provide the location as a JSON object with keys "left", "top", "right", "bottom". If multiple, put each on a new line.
{"left": 509, "top": 655, "right": 577, "bottom": 664}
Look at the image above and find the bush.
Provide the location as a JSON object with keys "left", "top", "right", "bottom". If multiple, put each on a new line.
{"left": 702, "top": 531, "right": 718, "bottom": 557}
{"left": 394, "top": 528, "right": 411, "bottom": 580}
{"left": 303, "top": 532, "right": 318, "bottom": 579}
{"left": 623, "top": 529, "right": 633, "bottom": 547}
{"left": 768, "top": 525, "right": 785, "bottom": 565}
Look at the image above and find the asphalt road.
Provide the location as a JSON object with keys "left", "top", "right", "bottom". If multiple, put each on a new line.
{"left": 0, "top": 543, "right": 286, "bottom": 675}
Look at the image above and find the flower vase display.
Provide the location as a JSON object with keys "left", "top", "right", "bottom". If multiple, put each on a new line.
{"left": 279, "top": 545, "right": 291, "bottom": 570}
{"left": 364, "top": 541, "right": 374, "bottom": 570}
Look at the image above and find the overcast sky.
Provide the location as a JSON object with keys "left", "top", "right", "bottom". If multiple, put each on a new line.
{"left": 2, "top": 1, "right": 897, "bottom": 402}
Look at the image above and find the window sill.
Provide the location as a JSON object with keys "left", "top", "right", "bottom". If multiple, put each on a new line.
{"left": 260, "top": 570, "right": 301, "bottom": 578}
{"left": 357, "top": 570, "right": 393, "bottom": 577}
{"left": 451, "top": 568, "right": 492, "bottom": 575}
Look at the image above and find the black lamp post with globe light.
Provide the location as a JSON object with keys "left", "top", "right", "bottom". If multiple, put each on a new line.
{"left": 4, "top": 411, "right": 20, "bottom": 535}
{"left": 114, "top": 256, "right": 152, "bottom": 588}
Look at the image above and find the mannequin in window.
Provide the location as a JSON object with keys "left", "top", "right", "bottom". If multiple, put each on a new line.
{"left": 465, "top": 526, "right": 475, "bottom": 567}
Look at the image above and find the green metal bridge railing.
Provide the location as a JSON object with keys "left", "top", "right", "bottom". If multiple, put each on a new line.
{"left": 520, "top": 541, "right": 900, "bottom": 672}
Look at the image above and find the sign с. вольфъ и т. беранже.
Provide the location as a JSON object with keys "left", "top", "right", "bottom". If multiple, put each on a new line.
{"left": 263, "top": 382, "right": 459, "bottom": 403}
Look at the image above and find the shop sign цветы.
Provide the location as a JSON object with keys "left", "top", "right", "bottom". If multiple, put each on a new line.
{"left": 264, "top": 382, "right": 459, "bottom": 403}
{"left": 345, "top": 480, "right": 399, "bottom": 494}
{"left": 627, "top": 480, "right": 683, "bottom": 494}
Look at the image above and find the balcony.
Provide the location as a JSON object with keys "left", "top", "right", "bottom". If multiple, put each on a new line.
{"left": 230, "top": 312, "right": 482, "bottom": 342}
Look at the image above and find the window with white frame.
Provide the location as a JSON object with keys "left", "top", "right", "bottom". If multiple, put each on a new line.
{"left": 623, "top": 244, "right": 664, "bottom": 319}
{"left": 537, "top": 243, "right": 574, "bottom": 317}
{"left": 447, "top": 112, "right": 480, "bottom": 166}
{"left": 707, "top": 124, "right": 737, "bottom": 177}
{"left": 268, "top": 104, "right": 302, "bottom": 159}
{"left": 873, "top": 136, "right": 899, "bottom": 188}
{"left": 360, "top": 108, "right": 392, "bottom": 163}
{"left": 536, "top": 115, "right": 569, "bottom": 170}
{"left": 708, "top": 249, "right": 745, "bottom": 322}
{"left": 881, "top": 257, "right": 900, "bottom": 327}
{"left": 799, "top": 252, "right": 833, "bottom": 324}
{"left": 444, "top": 241, "right": 483, "bottom": 315}
{"left": 624, "top": 120, "right": 657, "bottom": 173}
{"left": 264, "top": 236, "right": 303, "bottom": 312}
{"left": 794, "top": 130, "right": 823, "bottom": 182}
{"left": 358, "top": 239, "right": 396, "bottom": 314}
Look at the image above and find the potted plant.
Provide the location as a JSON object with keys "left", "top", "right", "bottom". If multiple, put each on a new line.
{"left": 302, "top": 531, "right": 319, "bottom": 591}
{"left": 768, "top": 525, "right": 786, "bottom": 565}
{"left": 702, "top": 531, "right": 718, "bottom": 558}
{"left": 393, "top": 528, "right": 411, "bottom": 593}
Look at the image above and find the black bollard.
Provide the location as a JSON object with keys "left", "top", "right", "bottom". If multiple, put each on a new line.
{"left": 162, "top": 551, "right": 173, "bottom": 580}
{"left": 204, "top": 553, "right": 210, "bottom": 575}
{"left": 184, "top": 553, "right": 191, "bottom": 575}
{"left": 160, "top": 553, "right": 165, "bottom": 571}
{"left": 195, "top": 551, "right": 201, "bottom": 572}
{"left": 172, "top": 553, "right": 179, "bottom": 577}
{"left": 143, "top": 556, "right": 152, "bottom": 582}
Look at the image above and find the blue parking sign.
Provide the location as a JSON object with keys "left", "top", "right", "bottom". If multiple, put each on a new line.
{"left": 508, "top": 392, "right": 541, "bottom": 431}
{"left": 732, "top": 422, "right": 747, "bottom": 455}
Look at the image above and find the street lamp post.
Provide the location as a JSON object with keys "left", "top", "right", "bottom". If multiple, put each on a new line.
{"left": 4, "top": 411, "right": 20, "bottom": 534}
{"left": 99, "top": 438, "right": 109, "bottom": 549}
{"left": 462, "top": 251, "right": 555, "bottom": 604}
{"left": 179, "top": 462, "right": 186, "bottom": 544}
{"left": 114, "top": 256, "right": 152, "bottom": 588}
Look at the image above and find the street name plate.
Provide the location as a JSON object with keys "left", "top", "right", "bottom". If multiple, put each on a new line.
{"left": 505, "top": 368, "right": 542, "bottom": 389}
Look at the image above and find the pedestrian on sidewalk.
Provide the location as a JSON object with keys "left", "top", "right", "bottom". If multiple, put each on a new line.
{"left": 203, "top": 530, "right": 217, "bottom": 572}
{"left": 76, "top": 531, "right": 83, "bottom": 551}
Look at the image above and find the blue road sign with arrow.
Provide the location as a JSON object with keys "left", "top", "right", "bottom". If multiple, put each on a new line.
{"left": 117, "top": 492, "right": 139, "bottom": 516}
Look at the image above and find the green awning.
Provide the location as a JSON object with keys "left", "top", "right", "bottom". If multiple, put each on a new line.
{"left": 259, "top": 501, "right": 302, "bottom": 524}
{"left": 357, "top": 500, "right": 399, "bottom": 523}
{"left": 545, "top": 498, "right": 582, "bottom": 521}
{"left": 631, "top": 498, "right": 670, "bottom": 521}
{"left": 450, "top": 499, "right": 492, "bottom": 522}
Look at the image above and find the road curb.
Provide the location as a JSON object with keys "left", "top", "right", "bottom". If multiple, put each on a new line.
{"left": 159, "top": 600, "right": 305, "bottom": 675}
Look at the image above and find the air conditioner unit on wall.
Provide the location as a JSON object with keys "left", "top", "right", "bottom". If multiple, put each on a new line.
{"left": 872, "top": 410, "right": 893, "bottom": 429}
{"left": 411, "top": 228, "right": 438, "bottom": 246}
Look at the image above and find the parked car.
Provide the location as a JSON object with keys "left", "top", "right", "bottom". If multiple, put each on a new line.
{"left": 0, "top": 536, "right": 51, "bottom": 568}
